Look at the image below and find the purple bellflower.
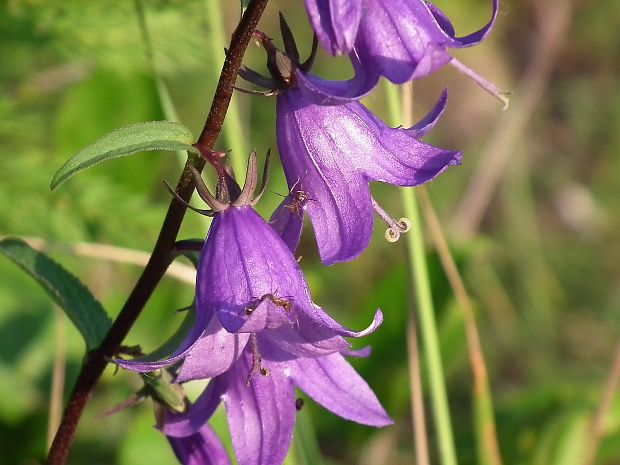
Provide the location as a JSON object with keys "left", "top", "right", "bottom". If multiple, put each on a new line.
{"left": 237, "top": 22, "right": 461, "bottom": 264}
{"left": 157, "top": 192, "right": 391, "bottom": 465}
{"left": 117, "top": 163, "right": 391, "bottom": 465}
{"left": 304, "top": 0, "right": 508, "bottom": 106}
{"left": 117, "top": 151, "right": 383, "bottom": 379}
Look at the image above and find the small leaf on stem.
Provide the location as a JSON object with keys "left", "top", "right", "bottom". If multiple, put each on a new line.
{"left": 50, "top": 121, "right": 199, "bottom": 190}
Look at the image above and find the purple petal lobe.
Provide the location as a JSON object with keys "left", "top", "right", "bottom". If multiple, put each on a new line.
{"left": 197, "top": 207, "right": 315, "bottom": 332}
{"left": 116, "top": 314, "right": 210, "bottom": 373}
{"left": 353, "top": 0, "right": 499, "bottom": 83}
{"left": 407, "top": 88, "right": 448, "bottom": 138}
{"left": 290, "top": 353, "right": 392, "bottom": 427}
{"left": 259, "top": 313, "right": 351, "bottom": 361}
{"left": 294, "top": 64, "right": 377, "bottom": 105}
{"left": 177, "top": 318, "right": 250, "bottom": 382}
{"left": 304, "top": 0, "right": 362, "bottom": 55}
{"left": 268, "top": 193, "right": 305, "bottom": 254}
{"left": 350, "top": 103, "right": 462, "bottom": 186}
{"left": 341, "top": 346, "right": 372, "bottom": 358}
{"left": 223, "top": 354, "right": 295, "bottom": 465}
{"left": 354, "top": 0, "right": 452, "bottom": 82}
{"left": 277, "top": 92, "right": 375, "bottom": 264}
{"left": 428, "top": 0, "right": 500, "bottom": 47}
{"left": 167, "top": 423, "right": 231, "bottom": 465}
{"left": 216, "top": 299, "right": 270, "bottom": 334}
{"left": 306, "top": 308, "right": 384, "bottom": 338}
{"left": 163, "top": 378, "right": 225, "bottom": 438}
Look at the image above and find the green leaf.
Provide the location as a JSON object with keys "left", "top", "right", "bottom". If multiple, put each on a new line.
{"left": 241, "top": 0, "right": 250, "bottom": 14}
{"left": 50, "top": 121, "right": 199, "bottom": 190}
{"left": 0, "top": 238, "right": 112, "bottom": 350}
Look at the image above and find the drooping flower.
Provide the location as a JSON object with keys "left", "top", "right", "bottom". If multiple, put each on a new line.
{"left": 305, "top": 0, "right": 507, "bottom": 105}
{"left": 119, "top": 166, "right": 391, "bottom": 465}
{"left": 238, "top": 28, "right": 461, "bottom": 264}
{"left": 117, "top": 153, "right": 382, "bottom": 379}
{"left": 162, "top": 334, "right": 391, "bottom": 465}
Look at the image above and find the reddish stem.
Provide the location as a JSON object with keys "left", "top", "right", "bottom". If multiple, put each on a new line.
{"left": 46, "top": 1, "right": 269, "bottom": 464}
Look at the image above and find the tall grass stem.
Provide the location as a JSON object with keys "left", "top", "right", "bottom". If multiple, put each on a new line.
{"left": 385, "top": 82, "right": 458, "bottom": 465}
{"left": 418, "top": 187, "right": 503, "bottom": 465}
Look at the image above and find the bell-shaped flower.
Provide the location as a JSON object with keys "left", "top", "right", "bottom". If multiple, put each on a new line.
{"left": 162, "top": 336, "right": 391, "bottom": 465}
{"left": 119, "top": 169, "right": 390, "bottom": 465}
{"left": 278, "top": 82, "right": 460, "bottom": 264}
{"left": 305, "top": 0, "right": 507, "bottom": 106}
{"left": 117, "top": 153, "right": 382, "bottom": 379}
{"left": 238, "top": 29, "right": 461, "bottom": 264}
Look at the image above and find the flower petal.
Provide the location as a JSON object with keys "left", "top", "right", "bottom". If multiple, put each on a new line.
{"left": 268, "top": 193, "right": 305, "bottom": 254}
{"left": 407, "top": 88, "right": 448, "bottom": 138}
{"left": 223, "top": 355, "right": 296, "bottom": 465}
{"left": 306, "top": 307, "right": 384, "bottom": 338}
{"left": 198, "top": 207, "right": 314, "bottom": 331}
{"left": 116, "top": 313, "right": 209, "bottom": 373}
{"left": 259, "top": 313, "right": 351, "bottom": 361}
{"left": 216, "top": 299, "right": 270, "bottom": 334}
{"left": 290, "top": 353, "right": 392, "bottom": 427}
{"left": 176, "top": 318, "right": 251, "bottom": 382}
{"left": 341, "top": 346, "right": 372, "bottom": 358}
{"left": 294, "top": 62, "right": 378, "bottom": 105}
{"left": 163, "top": 377, "right": 226, "bottom": 437}
{"left": 304, "top": 0, "right": 362, "bottom": 55}
{"left": 167, "top": 423, "right": 231, "bottom": 465}
{"left": 277, "top": 92, "right": 375, "bottom": 264}
{"left": 427, "top": 0, "right": 500, "bottom": 48}
{"left": 354, "top": 0, "right": 453, "bottom": 83}
{"left": 350, "top": 100, "right": 462, "bottom": 186}
{"left": 353, "top": 0, "right": 498, "bottom": 83}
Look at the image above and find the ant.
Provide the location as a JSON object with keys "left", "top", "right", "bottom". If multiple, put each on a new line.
{"left": 244, "top": 292, "right": 293, "bottom": 315}
{"left": 284, "top": 189, "right": 314, "bottom": 216}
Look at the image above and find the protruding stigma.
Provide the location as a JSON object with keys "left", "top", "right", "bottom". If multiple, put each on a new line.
{"left": 449, "top": 57, "right": 511, "bottom": 110}
{"left": 371, "top": 197, "right": 411, "bottom": 243}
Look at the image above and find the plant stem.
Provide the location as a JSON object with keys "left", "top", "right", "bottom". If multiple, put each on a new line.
{"left": 419, "top": 187, "right": 503, "bottom": 465}
{"left": 45, "top": 2, "right": 269, "bottom": 464}
{"left": 205, "top": 0, "right": 249, "bottom": 177}
{"left": 385, "top": 82, "right": 458, "bottom": 465}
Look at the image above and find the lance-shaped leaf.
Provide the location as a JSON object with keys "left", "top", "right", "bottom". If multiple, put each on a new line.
{"left": 50, "top": 121, "right": 199, "bottom": 190}
{"left": 0, "top": 238, "right": 112, "bottom": 350}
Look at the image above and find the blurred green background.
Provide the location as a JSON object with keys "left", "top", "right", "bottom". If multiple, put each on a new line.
{"left": 2, "top": 0, "right": 620, "bottom": 464}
